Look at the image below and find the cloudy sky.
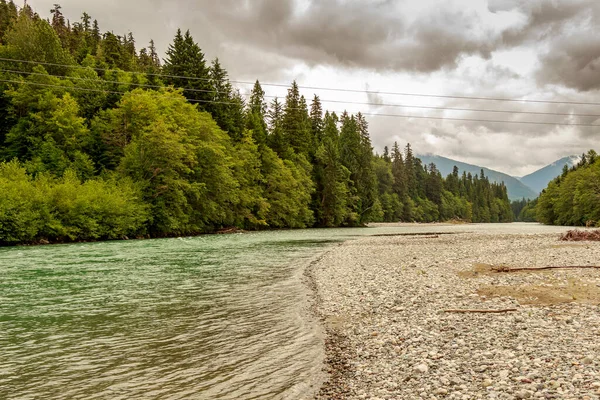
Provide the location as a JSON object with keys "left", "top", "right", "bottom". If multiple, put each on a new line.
{"left": 29, "top": 0, "right": 600, "bottom": 176}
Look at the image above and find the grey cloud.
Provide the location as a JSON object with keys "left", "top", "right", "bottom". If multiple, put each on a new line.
{"left": 181, "top": 0, "right": 499, "bottom": 73}
{"left": 500, "top": 0, "right": 592, "bottom": 45}
{"left": 487, "top": 0, "right": 521, "bottom": 13}
{"left": 536, "top": 32, "right": 600, "bottom": 91}
{"left": 492, "top": 0, "right": 600, "bottom": 91}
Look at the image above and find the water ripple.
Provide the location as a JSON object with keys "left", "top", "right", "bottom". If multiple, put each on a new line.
{"left": 0, "top": 229, "right": 365, "bottom": 399}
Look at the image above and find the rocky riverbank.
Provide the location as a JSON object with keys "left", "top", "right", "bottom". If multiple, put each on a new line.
{"left": 311, "top": 226, "right": 600, "bottom": 399}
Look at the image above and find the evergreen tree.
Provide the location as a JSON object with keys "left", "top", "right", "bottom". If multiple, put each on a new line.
{"left": 315, "top": 111, "right": 350, "bottom": 226}
{"left": 90, "top": 19, "right": 100, "bottom": 55}
{"left": 425, "top": 163, "right": 443, "bottom": 205}
{"left": 206, "top": 58, "right": 244, "bottom": 140}
{"left": 282, "top": 81, "right": 312, "bottom": 157}
{"left": 309, "top": 95, "right": 323, "bottom": 157}
{"left": 246, "top": 80, "right": 267, "bottom": 146}
{"left": 0, "top": 1, "right": 18, "bottom": 44}
{"left": 267, "top": 97, "right": 288, "bottom": 158}
{"left": 382, "top": 145, "right": 391, "bottom": 162}
{"left": 391, "top": 142, "right": 405, "bottom": 198}
{"left": 50, "top": 3, "right": 69, "bottom": 49}
{"left": 162, "top": 29, "right": 212, "bottom": 109}
{"left": 2, "top": 10, "right": 73, "bottom": 75}
{"left": 339, "top": 112, "right": 379, "bottom": 224}
{"left": 404, "top": 143, "right": 417, "bottom": 199}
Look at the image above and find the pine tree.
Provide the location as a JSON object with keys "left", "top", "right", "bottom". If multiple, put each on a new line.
{"left": 425, "top": 163, "right": 443, "bottom": 205}
{"left": 90, "top": 19, "right": 100, "bottom": 55}
{"left": 0, "top": 0, "right": 18, "bottom": 44}
{"left": 149, "top": 39, "right": 160, "bottom": 68}
{"left": 282, "top": 81, "right": 312, "bottom": 157}
{"left": 246, "top": 80, "right": 267, "bottom": 146}
{"left": 382, "top": 146, "right": 391, "bottom": 162}
{"left": 81, "top": 12, "right": 91, "bottom": 32}
{"left": 391, "top": 142, "right": 405, "bottom": 198}
{"left": 267, "top": 97, "right": 288, "bottom": 158}
{"left": 310, "top": 95, "right": 323, "bottom": 157}
{"left": 138, "top": 39, "right": 162, "bottom": 87}
{"left": 207, "top": 58, "right": 245, "bottom": 139}
{"left": 404, "top": 143, "right": 417, "bottom": 199}
{"left": 228, "top": 89, "right": 246, "bottom": 141}
{"left": 315, "top": 111, "right": 351, "bottom": 226}
{"left": 50, "top": 3, "right": 69, "bottom": 49}
{"left": 339, "top": 112, "right": 379, "bottom": 224}
{"left": 162, "top": 29, "right": 212, "bottom": 109}
{"left": 3, "top": 9, "right": 73, "bottom": 75}
{"left": 98, "top": 32, "right": 123, "bottom": 68}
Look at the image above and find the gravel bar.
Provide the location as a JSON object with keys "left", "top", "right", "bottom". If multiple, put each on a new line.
{"left": 310, "top": 226, "right": 600, "bottom": 400}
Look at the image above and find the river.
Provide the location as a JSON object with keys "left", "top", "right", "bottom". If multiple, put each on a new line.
{"left": 0, "top": 223, "right": 575, "bottom": 399}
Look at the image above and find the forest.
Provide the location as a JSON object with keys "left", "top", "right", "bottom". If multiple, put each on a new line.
{"left": 0, "top": 2, "right": 513, "bottom": 245}
{"left": 536, "top": 150, "right": 600, "bottom": 227}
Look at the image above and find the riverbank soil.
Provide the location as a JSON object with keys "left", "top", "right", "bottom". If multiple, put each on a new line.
{"left": 312, "top": 229, "right": 600, "bottom": 399}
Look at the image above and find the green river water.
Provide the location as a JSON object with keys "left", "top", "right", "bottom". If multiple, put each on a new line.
{"left": 0, "top": 227, "right": 391, "bottom": 400}
{"left": 0, "top": 223, "right": 573, "bottom": 399}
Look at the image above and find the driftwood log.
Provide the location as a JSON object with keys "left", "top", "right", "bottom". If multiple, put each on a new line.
{"left": 492, "top": 265, "right": 600, "bottom": 273}
{"left": 561, "top": 230, "right": 600, "bottom": 241}
{"left": 443, "top": 308, "right": 518, "bottom": 314}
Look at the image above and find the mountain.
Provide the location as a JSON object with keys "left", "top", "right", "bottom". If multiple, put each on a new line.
{"left": 519, "top": 155, "right": 580, "bottom": 194}
{"left": 417, "top": 154, "right": 538, "bottom": 201}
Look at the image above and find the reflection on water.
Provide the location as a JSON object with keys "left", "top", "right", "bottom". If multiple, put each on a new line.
{"left": 0, "top": 223, "right": 572, "bottom": 399}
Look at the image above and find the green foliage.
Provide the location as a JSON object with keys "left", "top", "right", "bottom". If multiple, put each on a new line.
{"left": 100, "top": 89, "right": 240, "bottom": 234}
{"left": 162, "top": 29, "right": 212, "bottom": 109}
{"left": 261, "top": 148, "right": 314, "bottom": 228}
{"left": 0, "top": 160, "right": 148, "bottom": 244}
{"left": 537, "top": 152, "right": 600, "bottom": 227}
{"left": 3, "top": 74, "right": 95, "bottom": 178}
{"left": 282, "top": 82, "right": 312, "bottom": 157}
{"left": 314, "top": 112, "right": 352, "bottom": 226}
{"left": 2, "top": 10, "right": 73, "bottom": 75}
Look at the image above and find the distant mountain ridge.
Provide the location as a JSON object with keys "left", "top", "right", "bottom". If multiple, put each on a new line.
{"left": 417, "top": 154, "right": 538, "bottom": 201}
{"left": 518, "top": 155, "right": 580, "bottom": 194}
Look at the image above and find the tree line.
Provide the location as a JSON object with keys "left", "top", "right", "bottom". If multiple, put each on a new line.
{"left": 0, "top": 3, "right": 513, "bottom": 245}
{"left": 535, "top": 150, "right": 600, "bottom": 227}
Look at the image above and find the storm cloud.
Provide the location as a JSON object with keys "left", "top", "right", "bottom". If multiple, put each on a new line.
{"left": 490, "top": 0, "right": 600, "bottom": 91}
{"left": 154, "top": 0, "right": 499, "bottom": 74}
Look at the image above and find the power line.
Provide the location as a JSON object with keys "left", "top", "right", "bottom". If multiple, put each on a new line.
{"left": 1, "top": 56, "right": 600, "bottom": 106}
{"left": 2, "top": 67, "right": 600, "bottom": 119}
{"left": 1, "top": 78, "right": 598, "bottom": 127}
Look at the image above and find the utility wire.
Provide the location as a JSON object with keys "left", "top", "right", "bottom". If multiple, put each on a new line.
{"left": 2, "top": 68, "right": 600, "bottom": 118}
{"left": 1, "top": 78, "right": 598, "bottom": 127}
{"left": 1, "top": 56, "right": 599, "bottom": 106}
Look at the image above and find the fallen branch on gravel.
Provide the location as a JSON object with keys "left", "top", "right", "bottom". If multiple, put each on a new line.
{"left": 443, "top": 308, "right": 518, "bottom": 313}
{"left": 492, "top": 265, "right": 600, "bottom": 273}
{"left": 561, "top": 230, "right": 600, "bottom": 241}
{"left": 373, "top": 232, "right": 458, "bottom": 237}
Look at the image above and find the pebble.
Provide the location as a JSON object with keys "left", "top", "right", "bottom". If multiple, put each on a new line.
{"left": 313, "top": 226, "right": 600, "bottom": 399}
{"left": 414, "top": 363, "right": 429, "bottom": 374}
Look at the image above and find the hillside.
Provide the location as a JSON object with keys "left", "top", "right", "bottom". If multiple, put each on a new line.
{"left": 536, "top": 151, "right": 599, "bottom": 226}
{"left": 519, "top": 156, "right": 580, "bottom": 194}
{"left": 418, "top": 155, "right": 538, "bottom": 200}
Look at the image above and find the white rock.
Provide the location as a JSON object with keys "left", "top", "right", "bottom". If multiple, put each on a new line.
{"left": 414, "top": 363, "right": 429, "bottom": 374}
